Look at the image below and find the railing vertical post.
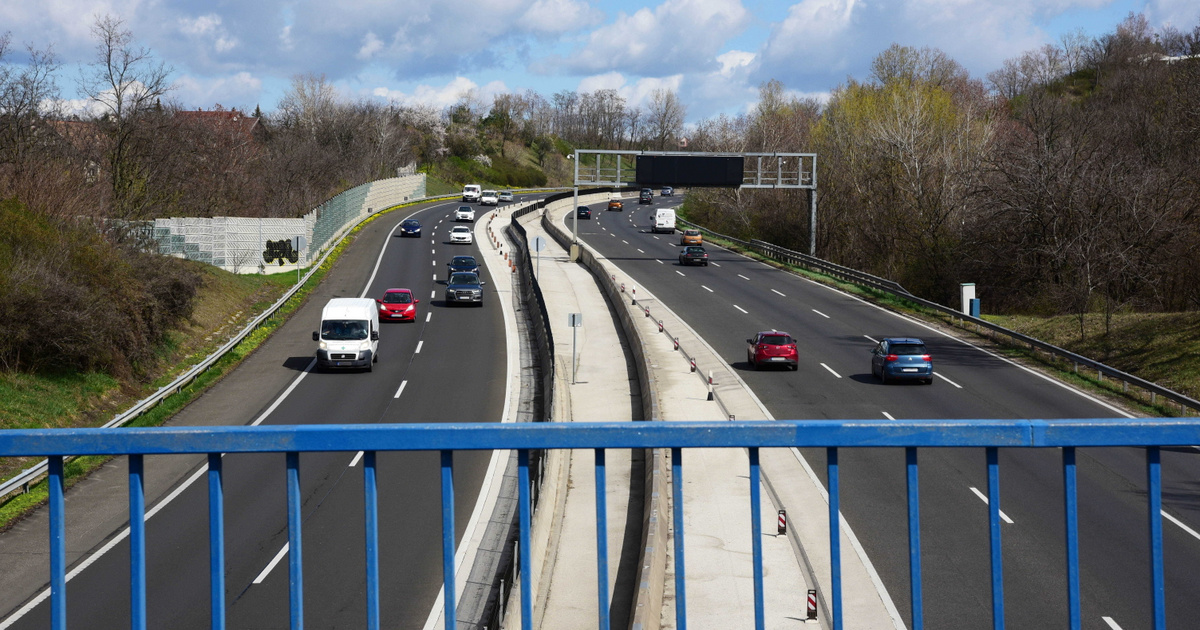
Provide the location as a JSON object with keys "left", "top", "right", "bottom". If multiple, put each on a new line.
{"left": 129, "top": 454, "right": 147, "bottom": 630}
{"left": 1062, "top": 448, "right": 1080, "bottom": 630}
{"left": 1147, "top": 446, "right": 1165, "bottom": 630}
{"left": 906, "top": 447, "right": 923, "bottom": 630}
{"left": 208, "top": 453, "right": 226, "bottom": 630}
{"left": 363, "top": 451, "right": 380, "bottom": 630}
{"left": 986, "top": 447, "right": 1004, "bottom": 630}
{"left": 518, "top": 450, "right": 534, "bottom": 630}
{"left": 49, "top": 455, "right": 66, "bottom": 630}
{"left": 595, "top": 448, "right": 611, "bottom": 630}
{"left": 672, "top": 447, "right": 687, "bottom": 630}
{"left": 287, "top": 451, "right": 303, "bottom": 630}
{"left": 441, "top": 450, "right": 457, "bottom": 629}
{"left": 749, "top": 448, "right": 765, "bottom": 630}
{"left": 828, "top": 447, "right": 843, "bottom": 630}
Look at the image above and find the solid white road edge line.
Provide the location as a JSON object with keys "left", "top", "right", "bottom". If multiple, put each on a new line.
{"left": 394, "top": 380, "right": 408, "bottom": 399}
{"left": 969, "top": 487, "right": 1014, "bottom": 523}
{"left": 421, "top": 207, "right": 524, "bottom": 630}
{"left": 574, "top": 266, "right": 905, "bottom": 629}
{"left": 821, "top": 363, "right": 842, "bottom": 378}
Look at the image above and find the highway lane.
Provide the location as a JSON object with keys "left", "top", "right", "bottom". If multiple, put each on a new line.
{"left": 571, "top": 195, "right": 1200, "bottom": 630}
{"left": 2, "top": 195, "right": 527, "bottom": 629}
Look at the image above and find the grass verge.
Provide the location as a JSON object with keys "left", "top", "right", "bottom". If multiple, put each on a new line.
{"left": 0, "top": 198, "right": 431, "bottom": 529}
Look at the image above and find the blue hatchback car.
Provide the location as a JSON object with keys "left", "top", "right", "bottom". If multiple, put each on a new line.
{"left": 400, "top": 219, "right": 421, "bottom": 237}
{"left": 870, "top": 337, "right": 933, "bottom": 384}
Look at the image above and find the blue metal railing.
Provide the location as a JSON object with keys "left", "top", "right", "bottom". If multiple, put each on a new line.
{"left": 1, "top": 419, "right": 1194, "bottom": 630}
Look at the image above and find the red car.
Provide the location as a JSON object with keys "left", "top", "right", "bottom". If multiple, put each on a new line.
{"left": 377, "top": 289, "right": 419, "bottom": 322}
{"left": 746, "top": 330, "right": 798, "bottom": 370}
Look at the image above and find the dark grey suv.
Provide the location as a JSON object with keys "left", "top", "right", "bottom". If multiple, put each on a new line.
{"left": 445, "top": 272, "right": 485, "bottom": 306}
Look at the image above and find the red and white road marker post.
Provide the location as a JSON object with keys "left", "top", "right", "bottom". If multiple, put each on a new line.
{"left": 777, "top": 509, "right": 787, "bottom": 535}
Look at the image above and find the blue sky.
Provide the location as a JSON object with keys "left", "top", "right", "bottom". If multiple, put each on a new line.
{"left": 2, "top": 0, "right": 1197, "bottom": 122}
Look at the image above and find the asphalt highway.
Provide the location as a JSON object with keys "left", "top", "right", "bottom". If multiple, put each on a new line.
{"left": 2, "top": 195, "right": 530, "bottom": 629}
{"left": 569, "top": 193, "right": 1200, "bottom": 630}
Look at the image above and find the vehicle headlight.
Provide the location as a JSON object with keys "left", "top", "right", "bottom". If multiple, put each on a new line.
{"left": 319, "top": 341, "right": 328, "bottom": 350}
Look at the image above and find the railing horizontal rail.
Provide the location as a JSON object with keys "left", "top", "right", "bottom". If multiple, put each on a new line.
{"left": 2, "top": 420, "right": 1190, "bottom": 630}
{"left": 2, "top": 419, "right": 1199, "bottom": 455}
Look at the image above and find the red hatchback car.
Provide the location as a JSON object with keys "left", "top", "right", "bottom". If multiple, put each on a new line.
{"left": 747, "top": 331, "right": 798, "bottom": 370}
{"left": 377, "top": 289, "right": 419, "bottom": 322}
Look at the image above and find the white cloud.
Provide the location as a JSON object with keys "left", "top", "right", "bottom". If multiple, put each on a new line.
{"left": 1145, "top": 0, "right": 1200, "bottom": 28}
{"left": 553, "top": 0, "right": 751, "bottom": 75}
{"left": 716, "top": 50, "right": 755, "bottom": 77}
{"left": 357, "top": 32, "right": 384, "bottom": 60}
{"left": 575, "top": 72, "right": 686, "bottom": 108}
{"left": 178, "top": 14, "right": 239, "bottom": 55}
{"left": 173, "top": 72, "right": 264, "bottom": 108}
{"left": 520, "top": 0, "right": 604, "bottom": 34}
{"left": 371, "top": 77, "right": 510, "bottom": 110}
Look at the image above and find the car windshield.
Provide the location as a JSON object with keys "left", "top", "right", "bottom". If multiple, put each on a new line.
{"left": 449, "top": 273, "right": 479, "bottom": 285}
{"left": 452, "top": 227, "right": 469, "bottom": 232}
{"left": 458, "top": 206, "right": 471, "bottom": 212}
{"left": 451, "top": 256, "right": 476, "bottom": 266}
{"left": 322, "top": 319, "right": 367, "bottom": 341}
{"left": 383, "top": 292, "right": 412, "bottom": 304}
{"left": 403, "top": 220, "right": 419, "bottom": 227}
{"left": 760, "top": 335, "right": 793, "bottom": 345}
{"left": 890, "top": 343, "right": 927, "bottom": 355}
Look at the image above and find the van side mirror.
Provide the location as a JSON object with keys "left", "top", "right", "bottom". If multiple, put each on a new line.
{"left": 371, "top": 331, "right": 379, "bottom": 341}
{"left": 313, "top": 331, "right": 319, "bottom": 341}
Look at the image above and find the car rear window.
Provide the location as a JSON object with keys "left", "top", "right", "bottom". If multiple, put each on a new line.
{"left": 685, "top": 230, "right": 700, "bottom": 236}
{"left": 760, "top": 335, "right": 793, "bottom": 345}
{"left": 890, "top": 344, "right": 927, "bottom": 355}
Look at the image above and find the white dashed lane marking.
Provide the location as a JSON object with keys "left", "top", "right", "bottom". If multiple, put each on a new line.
{"left": 657, "top": 259, "right": 664, "bottom": 265}
{"left": 711, "top": 262, "right": 721, "bottom": 267}
{"left": 734, "top": 305, "right": 748, "bottom": 314}
{"left": 882, "top": 412, "right": 896, "bottom": 420}
{"left": 812, "top": 309, "right": 830, "bottom": 319}
{"left": 701, "top": 285, "right": 713, "bottom": 293}
{"left": 935, "top": 372, "right": 963, "bottom": 388}
{"left": 820, "top": 363, "right": 842, "bottom": 378}
{"left": 738, "top": 274, "right": 750, "bottom": 280}
{"left": 676, "top": 270, "right": 685, "bottom": 276}
{"left": 771, "top": 289, "right": 786, "bottom": 297}
{"left": 394, "top": 380, "right": 408, "bottom": 399}
{"left": 349, "top": 451, "right": 364, "bottom": 467}
{"left": 969, "top": 487, "right": 1014, "bottom": 523}
{"left": 415, "top": 341, "right": 423, "bottom": 353}
{"left": 425, "top": 312, "right": 431, "bottom": 323}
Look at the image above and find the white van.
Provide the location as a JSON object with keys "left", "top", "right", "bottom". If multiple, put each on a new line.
{"left": 462, "top": 184, "right": 481, "bottom": 203}
{"left": 312, "top": 298, "right": 380, "bottom": 371}
{"left": 652, "top": 208, "right": 676, "bottom": 234}
{"left": 480, "top": 190, "right": 498, "bottom": 205}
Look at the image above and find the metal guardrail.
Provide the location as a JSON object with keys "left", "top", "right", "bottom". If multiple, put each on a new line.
{"left": 1, "top": 419, "right": 1190, "bottom": 630}
{"left": 678, "top": 218, "right": 1200, "bottom": 416}
{"left": 0, "top": 194, "right": 462, "bottom": 502}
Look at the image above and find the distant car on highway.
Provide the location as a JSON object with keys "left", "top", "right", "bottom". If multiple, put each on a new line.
{"left": 499, "top": 191, "right": 514, "bottom": 202}
{"left": 871, "top": 337, "right": 933, "bottom": 384}
{"left": 447, "top": 255, "right": 479, "bottom": 274}
{"left": 747, "top": 331, "right": 798, "bottom": 370}
{"left": 400, "top": 219, "right": 422, "bottom": 237}
{"left": 449, "top": 226, "right": 473, "bottom": 244}
{"left": 455, "top": 206, "right": 475, "bottom": 222}
{"left": 608, "top": 199, "right": 623, "bottom": 211}
{"left": 480, "top": 190, "right": 498, "bottom": 206}
{"left": 680, "top": 229, "right": 702, "bottom": 245}
{"left": 661, "top": 186, "right": 674, "bottom": 196}
{"left": 678, "top": 245, "right": 708, "bottom": 266}
{"left": 639, "top": 188, "right": 654, "bottom": 204}
{"left": 377, "top": 288, "right": 419, "bottom": 322}
{"left": 577, "top": 206, "right": 591, "bottom": 219}
{"left": 445, "top": 272, "right": 485, "bottom": 306}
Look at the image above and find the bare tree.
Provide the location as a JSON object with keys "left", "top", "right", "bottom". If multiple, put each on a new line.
{"left": 78, "top": 15, "right": 173, "bottom": 219}
{"left": 646, "top": 88, "right": 686, "bottom": 150}
{"left": 277, "top": 73, "right": 338, "bottom": 135}
{"left": 0, "top": 35, "right": 61, "bottom": 173}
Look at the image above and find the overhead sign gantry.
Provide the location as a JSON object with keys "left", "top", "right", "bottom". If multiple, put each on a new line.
{"left": 568, "top": 150, "right": 819, "bottom": 255}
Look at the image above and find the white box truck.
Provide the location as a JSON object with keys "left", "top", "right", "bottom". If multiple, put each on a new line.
{"left": 312, "top": 298, "right": 380, "bottom": 371}
{"left": 462, "top": 184, "right": 481, "bottom": 202}
{"left": 652, "top": 208, "right": 676, "bottom": 234}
